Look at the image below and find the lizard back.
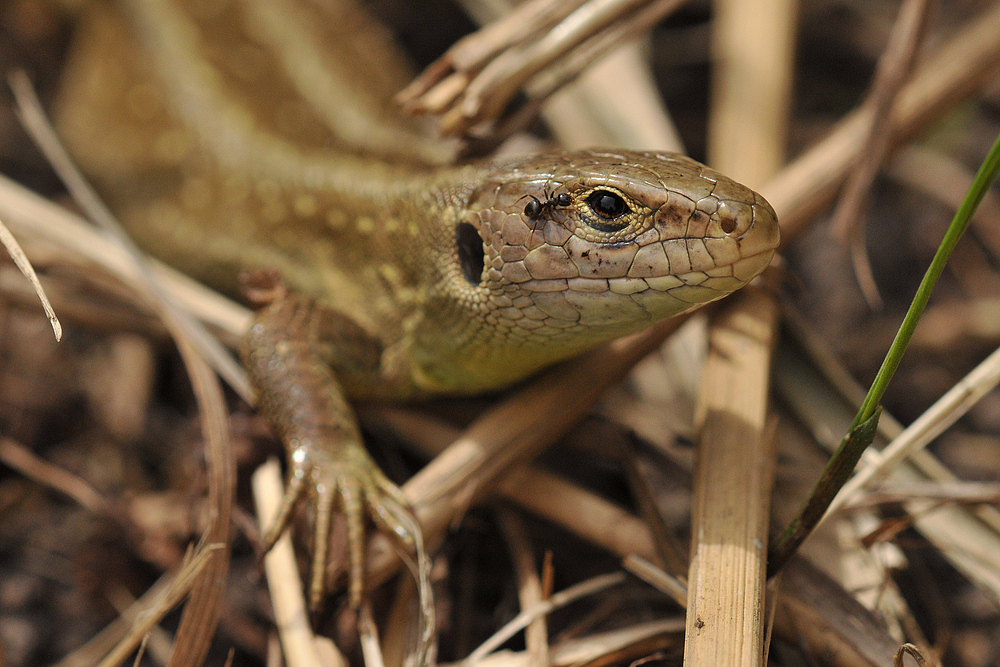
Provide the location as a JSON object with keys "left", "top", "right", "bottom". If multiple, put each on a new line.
{"left": 55, "top": 0, "right": 780, "bottom": 397}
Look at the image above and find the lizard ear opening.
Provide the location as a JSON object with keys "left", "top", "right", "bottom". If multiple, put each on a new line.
{"left": 456, "top": 222, "right": 485, "bottom": 285}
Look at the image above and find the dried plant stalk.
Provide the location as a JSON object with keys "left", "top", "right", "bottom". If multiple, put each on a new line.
{"left": 684, "top": 289, "right": 779, "bottom": 667}
{"left": 706, "top": 0, "right": 796, "bottom": 184}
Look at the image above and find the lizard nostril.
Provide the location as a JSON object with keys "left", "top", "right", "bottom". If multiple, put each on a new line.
{"left": 456, "top": 222, "right": 485, "bottom": 285}
{"left": 717, "top": 200, "right": 752, "bottom": 236}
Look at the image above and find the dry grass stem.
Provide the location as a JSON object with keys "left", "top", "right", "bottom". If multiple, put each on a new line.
{"left": 830, "top": 0, "right": 933, "bottom": 308}
{"left": 686, "top": 0, "right": 791, "bottom": 659}
{"left": 0, "top": 214, "right": 61, "bottom": 340}
{"left": 496, "top": 510, "right": 550, "bottom": 667}
{"left": 521, "top": 0, "right": 687, "bottom": 103}
{"left": 0, "top": 172, "right": 252, "bottom": 343}
{"left": 462, "top": 572, "right": 626, "bottom": 665}
{"left": 842, "top": 481, "right": 1000, "bottom": 509}
{"left": 374, "top": 408, "right": 904, "bottom": 661}
{"left": 621, "top": 555, "right": 688, "bottom": 608}
{"left": 399, "top": 0, "right": 685, "bottom": 136}
{"left": 399, "top": 0, "right": 585, "bottom": 109}
{"left": 8, "top": 71, "right": 236, "bottom": 667}
{"left": 823, "top": 342, "right": 1000, "bottom": 522}
{"left": 776, "top": 306, "right": 1000, "bottom": 605}
{"left": 542, "top": 40, "right": 684, "bottom": 151}
{"left": 706, "top": 0, "right": 795, "bottom": 185}
{"left": 94, "top": 545, "right": 223, "bottom": 667}
{"left": 0, "top": 437, "right": 111, "bottom": 515}
{"left": 895, "top": 643, "right": 929, "bottom": 667}
{"left": 358, "top": 603, "right": 388, "bottom": 667}
{"left": 828, "top": 0, "right": 932, "bottom": 241}
{"left": 684, "top": 289, "right": 779, "bottom": 667}
{"left": 447, "top": 619, "right": 685, "bottom": 667}
{"left": 162, "top": 332, "right": 235, "bottom": 667}
{"left": 252, "top": 458, "right": 345, "bottom": 667}
{"left": 764, "top": 1, "right": 1000, "bottom": 241}
{"left": 887, "top": 145, "right": 1000, "bottom": 257}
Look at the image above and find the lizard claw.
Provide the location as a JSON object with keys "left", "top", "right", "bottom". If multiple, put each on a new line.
{"left": 262, "top": 441, "right": 420, "bottom": 611}
{"left": 243, "top": 286, "right": 432, "bottom": 645}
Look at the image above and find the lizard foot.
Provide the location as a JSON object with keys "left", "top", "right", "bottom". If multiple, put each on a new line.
{"left": 241, "top": 272, "right": 433, "bottom": 646}
{"left": 260, "top": 440, "right": 417, "bottom": 611}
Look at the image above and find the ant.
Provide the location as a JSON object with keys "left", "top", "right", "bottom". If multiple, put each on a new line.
{"left": 522, "top": 189, "right": 572, "bottom": 220}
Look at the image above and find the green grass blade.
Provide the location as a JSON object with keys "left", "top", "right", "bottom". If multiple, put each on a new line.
{"left": 770, "top": 130, "right": 1000, "bottom": 574}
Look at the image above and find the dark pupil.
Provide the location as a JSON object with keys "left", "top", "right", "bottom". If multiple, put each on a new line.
{"left": 588, "top": 191, "right": 627, "bottom": 219}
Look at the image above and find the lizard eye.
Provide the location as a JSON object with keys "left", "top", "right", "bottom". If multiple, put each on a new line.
{"left": 456, "top": 222, "right": 485, "bottom": 285}
{"left": 587, "top": 190, "right": 629, "bottom": 220}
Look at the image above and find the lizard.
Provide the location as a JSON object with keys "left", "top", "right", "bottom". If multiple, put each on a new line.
{"left": 52, "top": 0, "right": 780, "bottom": 612}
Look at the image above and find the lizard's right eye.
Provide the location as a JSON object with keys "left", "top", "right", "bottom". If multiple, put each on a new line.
{"left": 587, "top": 190, "right": 629, "bottom": 220}
{"left": 456, "top": 222, "right": 485, "bottom": 285}
{"left": 578, "top": 187, "right": 638, "bottom": 236}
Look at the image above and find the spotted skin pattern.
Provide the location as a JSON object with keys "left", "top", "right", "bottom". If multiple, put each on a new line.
{"left": 55, "top": 0, "right": 780, "bottom": 613}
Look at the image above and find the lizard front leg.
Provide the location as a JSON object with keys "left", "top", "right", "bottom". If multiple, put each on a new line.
{"left": 240, "top": 273, "right": 416, "bottom": 610}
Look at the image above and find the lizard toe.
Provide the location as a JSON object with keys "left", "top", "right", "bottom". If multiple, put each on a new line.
{"left": 338, "top": 476, "right": 366, "bottom": 609}
{"left": 261, "top": 467, "right": 307, "bottom": 553}
{"left": 366, "top": 472, "right": 417, "bottom": 550}
{"left": 370, "top": 496, "right": 417, "bottom": 551}
{"left": 307, "top": 479, "right": 338, "bottom": 612}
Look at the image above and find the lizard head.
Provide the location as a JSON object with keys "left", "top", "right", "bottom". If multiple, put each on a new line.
{"left": 430, "top": 149, "right": 779, "bottom": 391}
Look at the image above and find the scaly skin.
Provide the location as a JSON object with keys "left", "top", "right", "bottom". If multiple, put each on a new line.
{"left": 55, "top": 0, "right": 779, "bottom": 610}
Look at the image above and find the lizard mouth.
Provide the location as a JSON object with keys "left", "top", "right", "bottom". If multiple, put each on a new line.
{"left": 551, "top": 246, "right": 775, "bottom": 315}
{"left": 495, "top": 245, "right": 776, "bottom": 334}
{"left": 563, "top": 246, "right": 774, "bottom": 293}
